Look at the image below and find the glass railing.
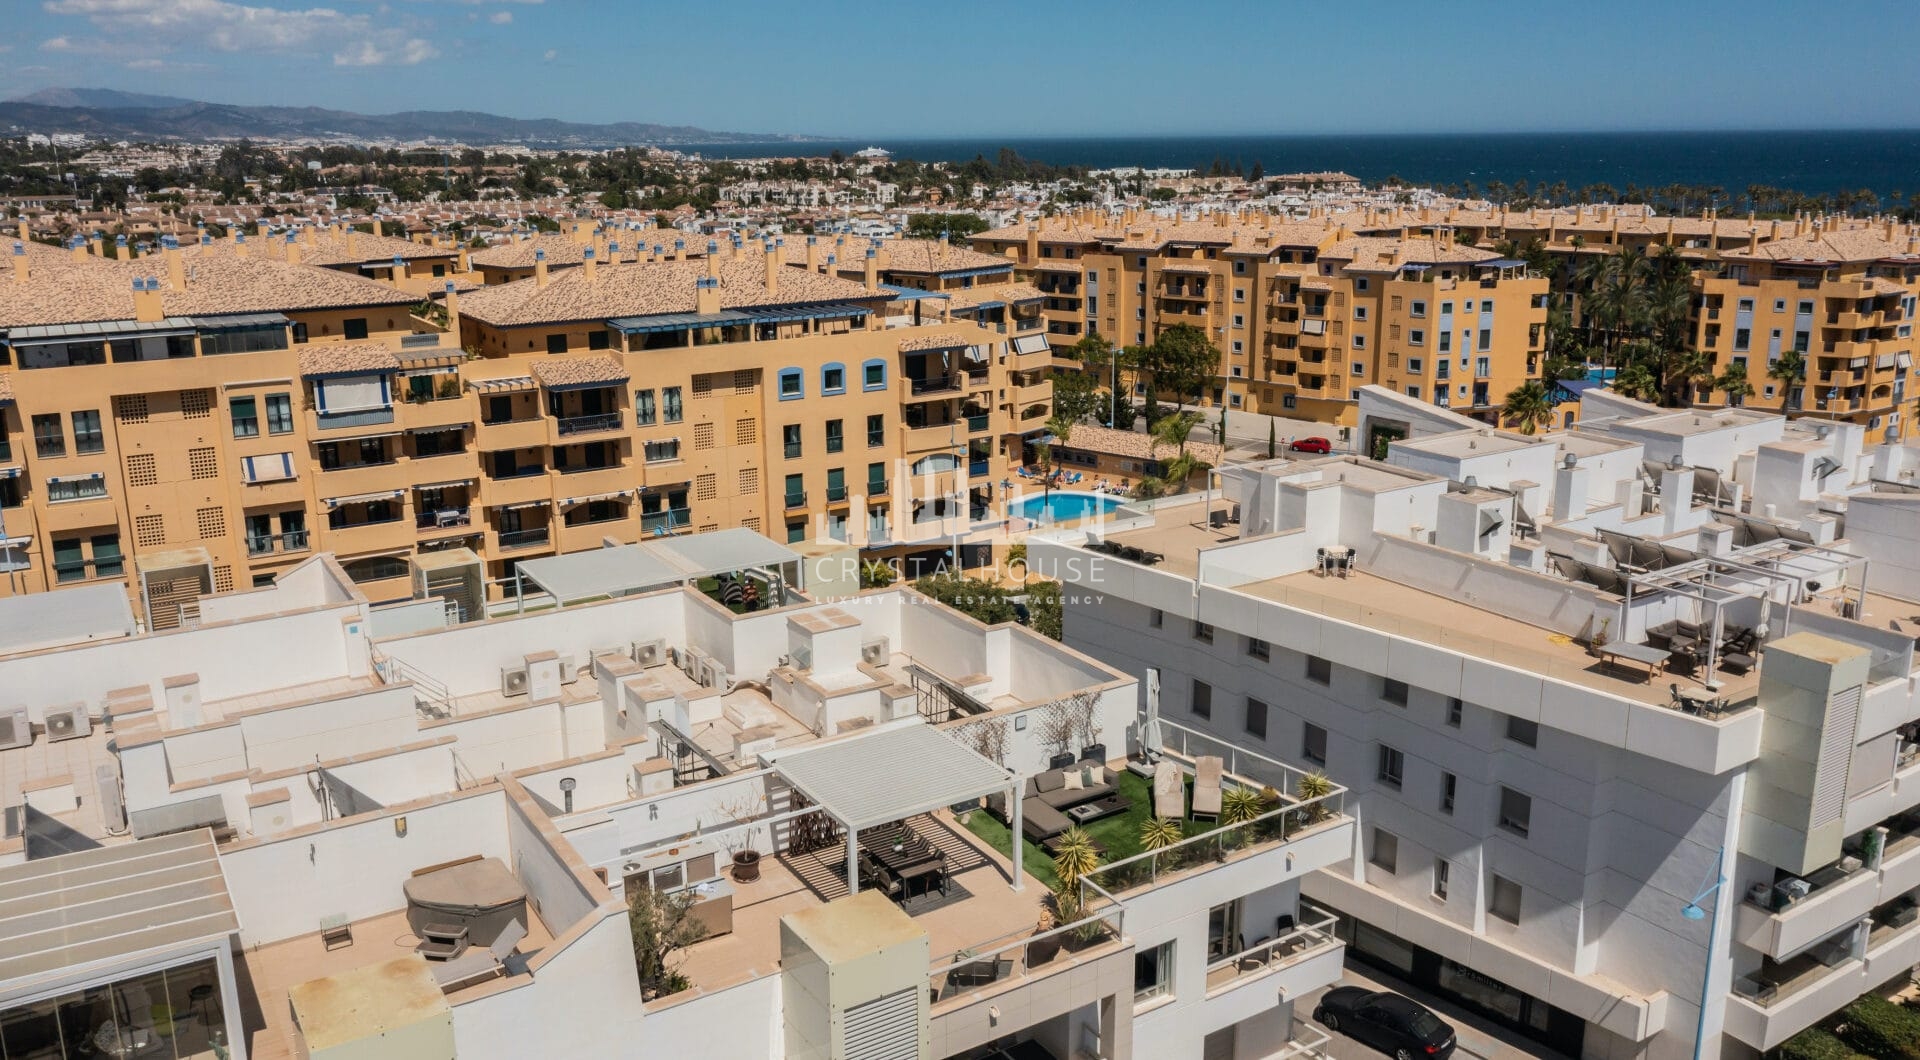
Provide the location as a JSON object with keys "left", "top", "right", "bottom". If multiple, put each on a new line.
{"left": 910, "top": 376, "right": 961, "bottom": 395}
{"left": 826, "top": 438, "right": 844, "bottom": 454}
{"left": 968, "top": 461, "right": 989, "bottom": 477}
{"left": 1203, "top": 906, "right": 1340, "bottom": 996}
{"left": 245, "top": 535, "right": 276, "bottom": 556}
{"left": 927, "top": 906, "right": 1124, "bottom": 1008}
{"left": 641, "top": 508, "right": 691, "bottom": 534}
{"left": 281, "top": 530, "right": 311, "bottom": 551}
{"left": 498, "top": 527, "right": 550, "bottom": 550}
{"left": 784, "top": 443, "right": 803, "bottom": 459}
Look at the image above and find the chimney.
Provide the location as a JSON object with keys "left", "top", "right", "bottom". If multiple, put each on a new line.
{"left": 234, "top": 234, "right": 249, "bottom": 258}
{"left": 706, "top": 241, "right": 720, "bottom": 279}
{"left": 534, "top": 248, "right": 548, "bottom": 287}
{"left": 11, "top": 241, "right": 26, "bottom": 283}
{"left": 443, "top": 281, "right": 460, "bottom": 336}
{"left": 863, "top": 246, "right": 878, "bottom": 292}
{"left": 347, "top": 228, "right": 360, "bottom": 257}
{"left": 15, "top": 218, "right": 26, "bottom": 242}
{"left": 131, "top": 277, "right": 163, "bottom": 323}
{"left": 1025, "top": 222, "right": 1038, "bottom": 264}
{"left": 372, "top": 217, "right": 383, "bottom": 238}
{"left": 69, "top": 237, "right": 87, "bottom": 262}
{"left": 88, "top": 231, "right": 103, "bottom": 257}
{"left": 806, "top": 235, "right": 819, "bottom": 273}
{"left": 257, "top": 220, "right": 270, "bottom": 239}
{"left": 114, "top": 234, "right": 127, "bottom": 260}
{"left": 1748, "top": 228, "right": 1759, "bottom": 255}
{"left": 583, "top": 247, "right": 597, "bottom": 282}
{"left": 764, "top": 240, "right": 780, "bottom": 296}
{"left": 673, "top": 239, "right": 685, "bottom": 262}
{"left": 695, "top": 275, "right": 722, "bottom": 315}
{"left": 285, "top": 234, "right": 302, "bottom": 266}
{"left": 164, "top": 237, "right": 185, "bottom": 290}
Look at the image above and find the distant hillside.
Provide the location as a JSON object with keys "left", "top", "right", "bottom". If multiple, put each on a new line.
{"left": 0, "top": 90, "right": 809, "bottom": 147}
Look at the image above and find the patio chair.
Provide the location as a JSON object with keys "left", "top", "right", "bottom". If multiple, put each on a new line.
{"left": 1190, "top": 756, "right": 1223, "bottom": 821}
{"left": 1152, "top": 759, "right": 1185, "bottom": 820}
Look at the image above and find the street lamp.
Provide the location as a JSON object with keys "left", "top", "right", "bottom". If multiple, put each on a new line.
{"left": 1680, "top": 846, "right": 1727, "bottom": 1060}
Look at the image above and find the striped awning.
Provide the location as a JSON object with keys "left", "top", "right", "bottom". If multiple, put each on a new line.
{"left": 323, "top": 489, "right": 404, "bottom": 508}
{"left": 560, "top": 489, "right": 632, "bottom": 507}
{"left": 498, "top": 498, "right": 551, "bottom": 511}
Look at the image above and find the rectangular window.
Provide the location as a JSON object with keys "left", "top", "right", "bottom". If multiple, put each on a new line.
{"left": 867, "top": 413, "right": 885, "bottom": 447}
{"left": 780, "top": 370, "right": 802, "bottom": 399}
{"left": 230, "top": 396, "right": 260, "bottom": 438}
{"left": 1191, "top": 679, "right": 1211, "bottom": 720}
{"left": 1134, "top": 939, "right": 1174, "bottom": 1004}
{"left": 1382, "top": 678, "right": 1409, "bottom": 706}
{"left": 825, "top": 419, "right": 844, "bottom": 454}
{"left": 1440, "top": 772, "right": 1456, "bottom": 815}
{"left": 1306, "top": 655, "right": 1331, "bottom": 685}
{"left": 643, "top": 439, "right": 680, "bottom": 463}
{"left": 784, "top": 473, "right": 804, "bottom": 508}
{"left": 1432, "top": 858, "right": 1450, "bottom": 900}
{"left": 545, "top": 333, "right": 568, "bottom": 354}
{"left": 1734, "top": 328, "right": 1751, "bottom": 352}
{"left": 1246, "top": 636, "right": 1269, "bottom": 660}
{"left": 343, "top": 318, "right": 369, "bottom": 341}
{"left": 1245, "top": 698, "right": 1267, "bottom": 739}
{"left": 71, "top": 410, "right": 104, "bottom": 453}
{"left": 32, "top": 414, "right": 64, "bottom": 458}
{"left": 1498, "top": 787, "right": 1531, "bottom": 838}
{"left": 822, "top": 366, "right": 845, "bottom": 394}
{"left": 662, "top": 387, "right": 683, "bottom": 423}
{"left": 635, "top": 390, "right": 656, "bottom": 425}
{"left": 91, "top": 533, "right": 122, "bottom": 577}
{"left": 1411, "top": 301, "right": 1427, "bottom": 318}
{"left": 783, "top": 424, "right": 802, "bottom": 459}
{"left": 864, "top": 361, "right": 885, "bottom": 389}
{"left": 1148, "top": 608, "right": 1163, "bottom": 629}
{"left": 1446, "top": 698, "right": 1463, "bottom": 727}
{"left": 1192, "top": 619, "right": 1214, "bottom": 644}
{"left": 1409, "top": 329, "right": 1425, "bottom": 346}
{"left": 1505, "top": 716, "right": 1538, "bottom": 747}
{"left": 588, "top": 330, "right": 610, "bottom": 350}
{"left": 266, "top": 393, "right": 293, "bottom": 434}
{"left": 1370, "top": 828, "right": 1398, "bottom": 874}
{"left": 1303, "top": 722, "right": 1327, "bottom": 765}
{"left": 1489, "top": 874, "right": 1522, "bottom": 924}
{"left": 1377, "top": 745, "right": 1404, "bottom": 789}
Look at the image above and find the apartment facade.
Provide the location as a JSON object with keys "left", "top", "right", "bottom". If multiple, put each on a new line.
{"left": 0, "top": 227, "right": 1050, "bottom": 620}
{"left": 1030, "top": 389, "right": 1920, "bottom": 1059}
{"left": 973, "top": 212, "right": 1550, "bottom": 430}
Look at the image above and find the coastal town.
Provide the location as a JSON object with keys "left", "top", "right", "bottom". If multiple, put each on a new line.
{"left": 4, "top": 13, "right": 1920, "bottom": 1058}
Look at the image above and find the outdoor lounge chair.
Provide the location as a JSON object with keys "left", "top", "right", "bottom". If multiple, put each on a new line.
{"left": 1190, "top": 756, "right": 1223, "bottom": 821}
{"left": 431, "top": 919, "right": 527, "bottom": 992}
{"left": 1152, "top": 759, "right": 1185, "bottom": 820}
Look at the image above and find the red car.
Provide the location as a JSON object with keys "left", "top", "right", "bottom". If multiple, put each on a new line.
{"left": 1289, "top": 436, "right": 1333, "bottom": 454}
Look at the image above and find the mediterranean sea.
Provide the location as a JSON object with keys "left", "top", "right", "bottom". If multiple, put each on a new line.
{"left": 676, "top": 130, "right": 1920, "bottom": 202}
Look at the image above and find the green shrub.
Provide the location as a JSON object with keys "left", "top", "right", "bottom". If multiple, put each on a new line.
{"left": 1780, "top": 1026, "right": 1863, "bottom": 1060}
{"left": 1837, "top": 995, "right": 1920, "bottom": 1060}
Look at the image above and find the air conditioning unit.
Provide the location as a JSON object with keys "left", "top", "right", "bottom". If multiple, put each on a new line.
{"left": 685, "top": 647, "right": 710, "bottom": 680}
{"left": 43, "top": 703, "right": 91, "bottom": 743}
{"left": 501, "top": 665, "right": 530, "bottom": 697}
{"left": 860, "top": 636, "right": 890, "bottom": 667}
{"left": 706, "top": 662, "right": 732, "bottom": 692}
{"left": 559, "top": 657, "right": 579, "bottom": 685}
{"left": 0, "top": 707, "right": 30, "bottom": 751}
{"left": 631, "top": 638, "right": 668, "bottom": 668}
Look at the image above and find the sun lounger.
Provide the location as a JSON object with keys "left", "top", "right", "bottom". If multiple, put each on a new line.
{"left": 1190, "top": 756, "right": 1223, "bottom": 821}
{"left": 1152, "top": 759, "right": 1185, "bottom": 819}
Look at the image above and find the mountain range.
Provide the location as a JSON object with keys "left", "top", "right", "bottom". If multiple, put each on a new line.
{"left": 0, "top": 88, "right": 806, "bottom": 147}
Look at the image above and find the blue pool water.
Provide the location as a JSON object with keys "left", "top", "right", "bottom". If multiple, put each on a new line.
{"left": 1010, "top": 491, "right": 1123, "bottom": 524}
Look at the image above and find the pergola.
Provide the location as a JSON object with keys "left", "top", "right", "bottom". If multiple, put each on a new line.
{"left": 766, "top": 722, "right": 1022, "bottom": 895}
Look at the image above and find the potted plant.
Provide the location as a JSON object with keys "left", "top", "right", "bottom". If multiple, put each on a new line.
{"left": 1027, "top": 904, "right": 1062, "bottom": 965}
{"left": 1050, "top": 826, "right": 1102, "bottom": 886}
{"left": 1294, "top": 772, "right": 1335, "bottom": 827}
{"left": 1589, "top": 616, "right": 1613, "bottom": 655}
{"left": 1139, "top": 816, "right": 1184, "bottom": 853}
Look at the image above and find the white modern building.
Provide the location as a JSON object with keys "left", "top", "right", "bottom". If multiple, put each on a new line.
{"left": 1, "top": 529, "right": 1356, "bottom": 1059}
{"left": 1029, "top": 386, "right": 1920, "bottom": 1060}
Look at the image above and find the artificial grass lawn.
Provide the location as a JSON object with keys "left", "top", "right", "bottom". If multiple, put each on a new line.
{"left": 962, "top": 768, "right": 1225, "bottom": 894}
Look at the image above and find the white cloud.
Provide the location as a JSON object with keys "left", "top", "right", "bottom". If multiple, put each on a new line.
{"left": 40, "top": 35, "right": 77, "bottom": 51}
{"left": 42, "top": 0, "right": 442, "bottom": 66}
{"left": 126, "top": 56, "right": 208, "bottom": 71}
{"left": 334, "top": 37, "right": 437, "bottom": 66}
{"left": 488, "top": 9, "right": 510, "bottom": 22}
{"left": 541, "top": 48, "right": 556, "bottom": 61}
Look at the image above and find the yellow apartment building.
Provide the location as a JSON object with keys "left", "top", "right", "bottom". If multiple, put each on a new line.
{"left": 975, "top": 211, "right": 1549, "bottom": 429}
{"left": 0, "top": 227, "right": 1050, "bottom": 619}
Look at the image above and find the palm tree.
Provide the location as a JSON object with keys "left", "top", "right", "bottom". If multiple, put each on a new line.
{"left": 1501, "top": 380, "right": 1555, "bottom": 434}
{"left": 1612, "top": 361, "right": 1661, "bottom": 403}
{"left": 1770, "top": 350, "right": 1807, "bottom": 410}
{"left": 1713, "top": 360, "right": 1755, "bottom": 408}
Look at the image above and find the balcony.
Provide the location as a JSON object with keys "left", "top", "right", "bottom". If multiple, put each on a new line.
{"left": 784, "top": 490, "right": 807, "bottom": 510}
{"left": 967, "top": 460, "right": 989, "bottom": 477}
{"left": 641, "top": 507, "right": 691, "bottom": 534}
{"left": 552, "top": 461, "right": 628, "bottom": 498}
{"left": 245, "top": 530, "right": 311, "bottom": 556}
{"left": 477, "top": 414, "right": 548, "bottom": 451}
{"left": 553, "top": 411, "right": 625, "bottom": 440}
{"left": 417, "top": 507, "right": 472, "bottom": 534}
{"left": 480, "top": 469, "right": 549, "bottom": 508}
{"left": 325, "top": 515, "right": 413, "bottom": 554}
{"left": 495, "top": 526, "right": 551, "bottom": 551}
{"left": 902, "top": 422, "right": 961, "bottom": 453}
{"left": 398, "top": 393, "right": 476, "bottom": 433}
{"left": 966, "top": 413, "right": 991, "bottom": 434}
{"left": 908, "top": 375, "right": 962, "bottom": 396}
{"left": 1012, "top": 380, "right": 1052, "bottom": 406}
{"left": 318, "top": 459, "right": 414, "bottom": 495}
{"left": 1203, "top": 906, "right": 1345, "bottom": 1001}
{"left": 867, "top": 478, "right": 888, "bottom": 498}
{"left": 312, "top": 405, "right": 397, "bottom": 433}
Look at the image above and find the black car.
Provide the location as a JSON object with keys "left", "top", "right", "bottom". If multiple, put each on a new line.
{"left": 1314, "top": 987, "right": 1457, "bottom": 1060}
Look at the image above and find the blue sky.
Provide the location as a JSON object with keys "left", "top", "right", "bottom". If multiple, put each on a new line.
{"left": 6, "top": 0, "right": 1920, "bottom": 137}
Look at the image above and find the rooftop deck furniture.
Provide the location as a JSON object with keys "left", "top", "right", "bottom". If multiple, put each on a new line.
{"left": 404, "top": 856, "right": 528, "bottom": 949}
{"left": 1152, "top": 759, "right": 1185, "bottom": 820}
{"left": 939, "top": 956, "right": 1015, "bottom": 999}
{"left": 417, "top": 921, "right": 470, "bottom": 962}
{"left": 986, "top": 764, "right": 1120, "bottom": 843}
{"left": 1597, "top": 641, "right": 1669, "bottom": 682}
{"left": 431, "top": 919, "right": 527, "bottom": 992}
{"left": 1190, "top": 755, "right": 1223, "bottom": 821}
{"left": 1316, "top": 547, "right": 1355, "bottom": 578}
{"left": 1670, "top": 684, "right": 1728, "bottom": 717}
{"left": 319, "top": 912, "right": 353, "bottom": 950}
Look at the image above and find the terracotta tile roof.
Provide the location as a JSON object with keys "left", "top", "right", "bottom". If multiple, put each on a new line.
{"left": 0, "top": 373, "right": 12, "bottom": 404}
{"left": 1054, "top": 423, "right": 1223, "bottom": 466}
{"left": 291, "top": 231, "right": 455, "bottom": 267}
{"left": 0, "top": 246, "right": 416, "bottom": 330}
{"left": 1721, "top": 229, "right": 1918, "bottom": 265}
{"left": 897, "top": 332, "right": 976, "bottom": 352}
{"left": 531, "top": 355, "right": 628, "bottom": 389}
{"left": 298, "top": 342, "right": 402, "bottom": 377}
{"left": 1156, "top": 260, "right": 1217, "bottom": 275}
{"left": 874, "top": 239, "right": 1012, "bottom": 275}
{"left": 457, "top": 256, "right": 883, "bottom": 328}
{"left": 1867, "top": 275, "right": 1912, "bottom": 296}
{"left": 469, "top": 232, "right": 660, "bottom": 270}
{"left": 945, "top": 283, "right": 1044, "bottom": 310}
{"left": 1321, "top": 236, "right": 1495, "bottom": 269}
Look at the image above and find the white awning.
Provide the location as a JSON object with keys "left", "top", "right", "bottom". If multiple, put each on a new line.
{"left": 324, "top": 489, "right": 404, "bottom": 508}
{"left": 764, "top": 721, "right": 1012, "bottom": 832}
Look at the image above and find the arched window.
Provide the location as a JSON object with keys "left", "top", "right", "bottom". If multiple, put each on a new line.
{"left": 820, "top": 362, "right": 846, "bottom": 395}
{"left": 777, "top": 367, "right": 803, "bottom": 401}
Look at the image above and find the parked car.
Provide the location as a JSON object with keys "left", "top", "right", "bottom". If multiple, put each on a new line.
{"left": 1289, "top": 436, "right": 1333, "bottom": 454}
{"left": 1315, "top": 988, "right": 1457, "bottom": 1060}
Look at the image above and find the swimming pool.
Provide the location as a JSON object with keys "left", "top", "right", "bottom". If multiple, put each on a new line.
{"left": 1009, "top": 491, "right": 1124, "bottom": 524}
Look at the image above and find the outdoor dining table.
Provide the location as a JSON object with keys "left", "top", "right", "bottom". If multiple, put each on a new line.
{"left": 861, "top": 824, "right": 943, "bottom": 895}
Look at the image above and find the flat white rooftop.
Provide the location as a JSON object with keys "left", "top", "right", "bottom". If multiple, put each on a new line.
{"left": 0, "top": 582, "right": 135, "bottom": 658}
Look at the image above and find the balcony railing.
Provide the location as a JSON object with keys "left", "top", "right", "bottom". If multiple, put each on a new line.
{"left": 784, "top": 491, "right": 807, "bottom": 509}
{"left": 281, "top": 529, "right": 310, "bottom": 552}
{"left": 910, "top": 376, "right": 961, "bottom": 395}
{"left": 498, "top": 527, "right": 550, "bottom": 550}
{"left": 1203, "top": 906, "right": 1341, "bottom": 996}
{"left": 246, "top": 529, "right": 313, "bottom": 556}
{"left": 556, "top": 412, "right": 623, "bottom": 436}
{"left": 966, "top": 414, "right": 990, "bottom": 433}
{"left": 868, "top": 479, "right": 888, "bottom": 497}
{"left": 968, "top": 460, "right": 989, "bottom": 477}
{"left": 825, "top": 484, "right": 849, "bottom": 503}
{"left": 641, "top": 507, "right": 691, "bottom": 534}
{"left": 927, "top": 906, "right": 1124, "bottom": 1009}
{"left": 418, "top": 507, "right": 472, "bottom": 530}
{"left": 784, "top": 442, "right": 803, "bottom": 459}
